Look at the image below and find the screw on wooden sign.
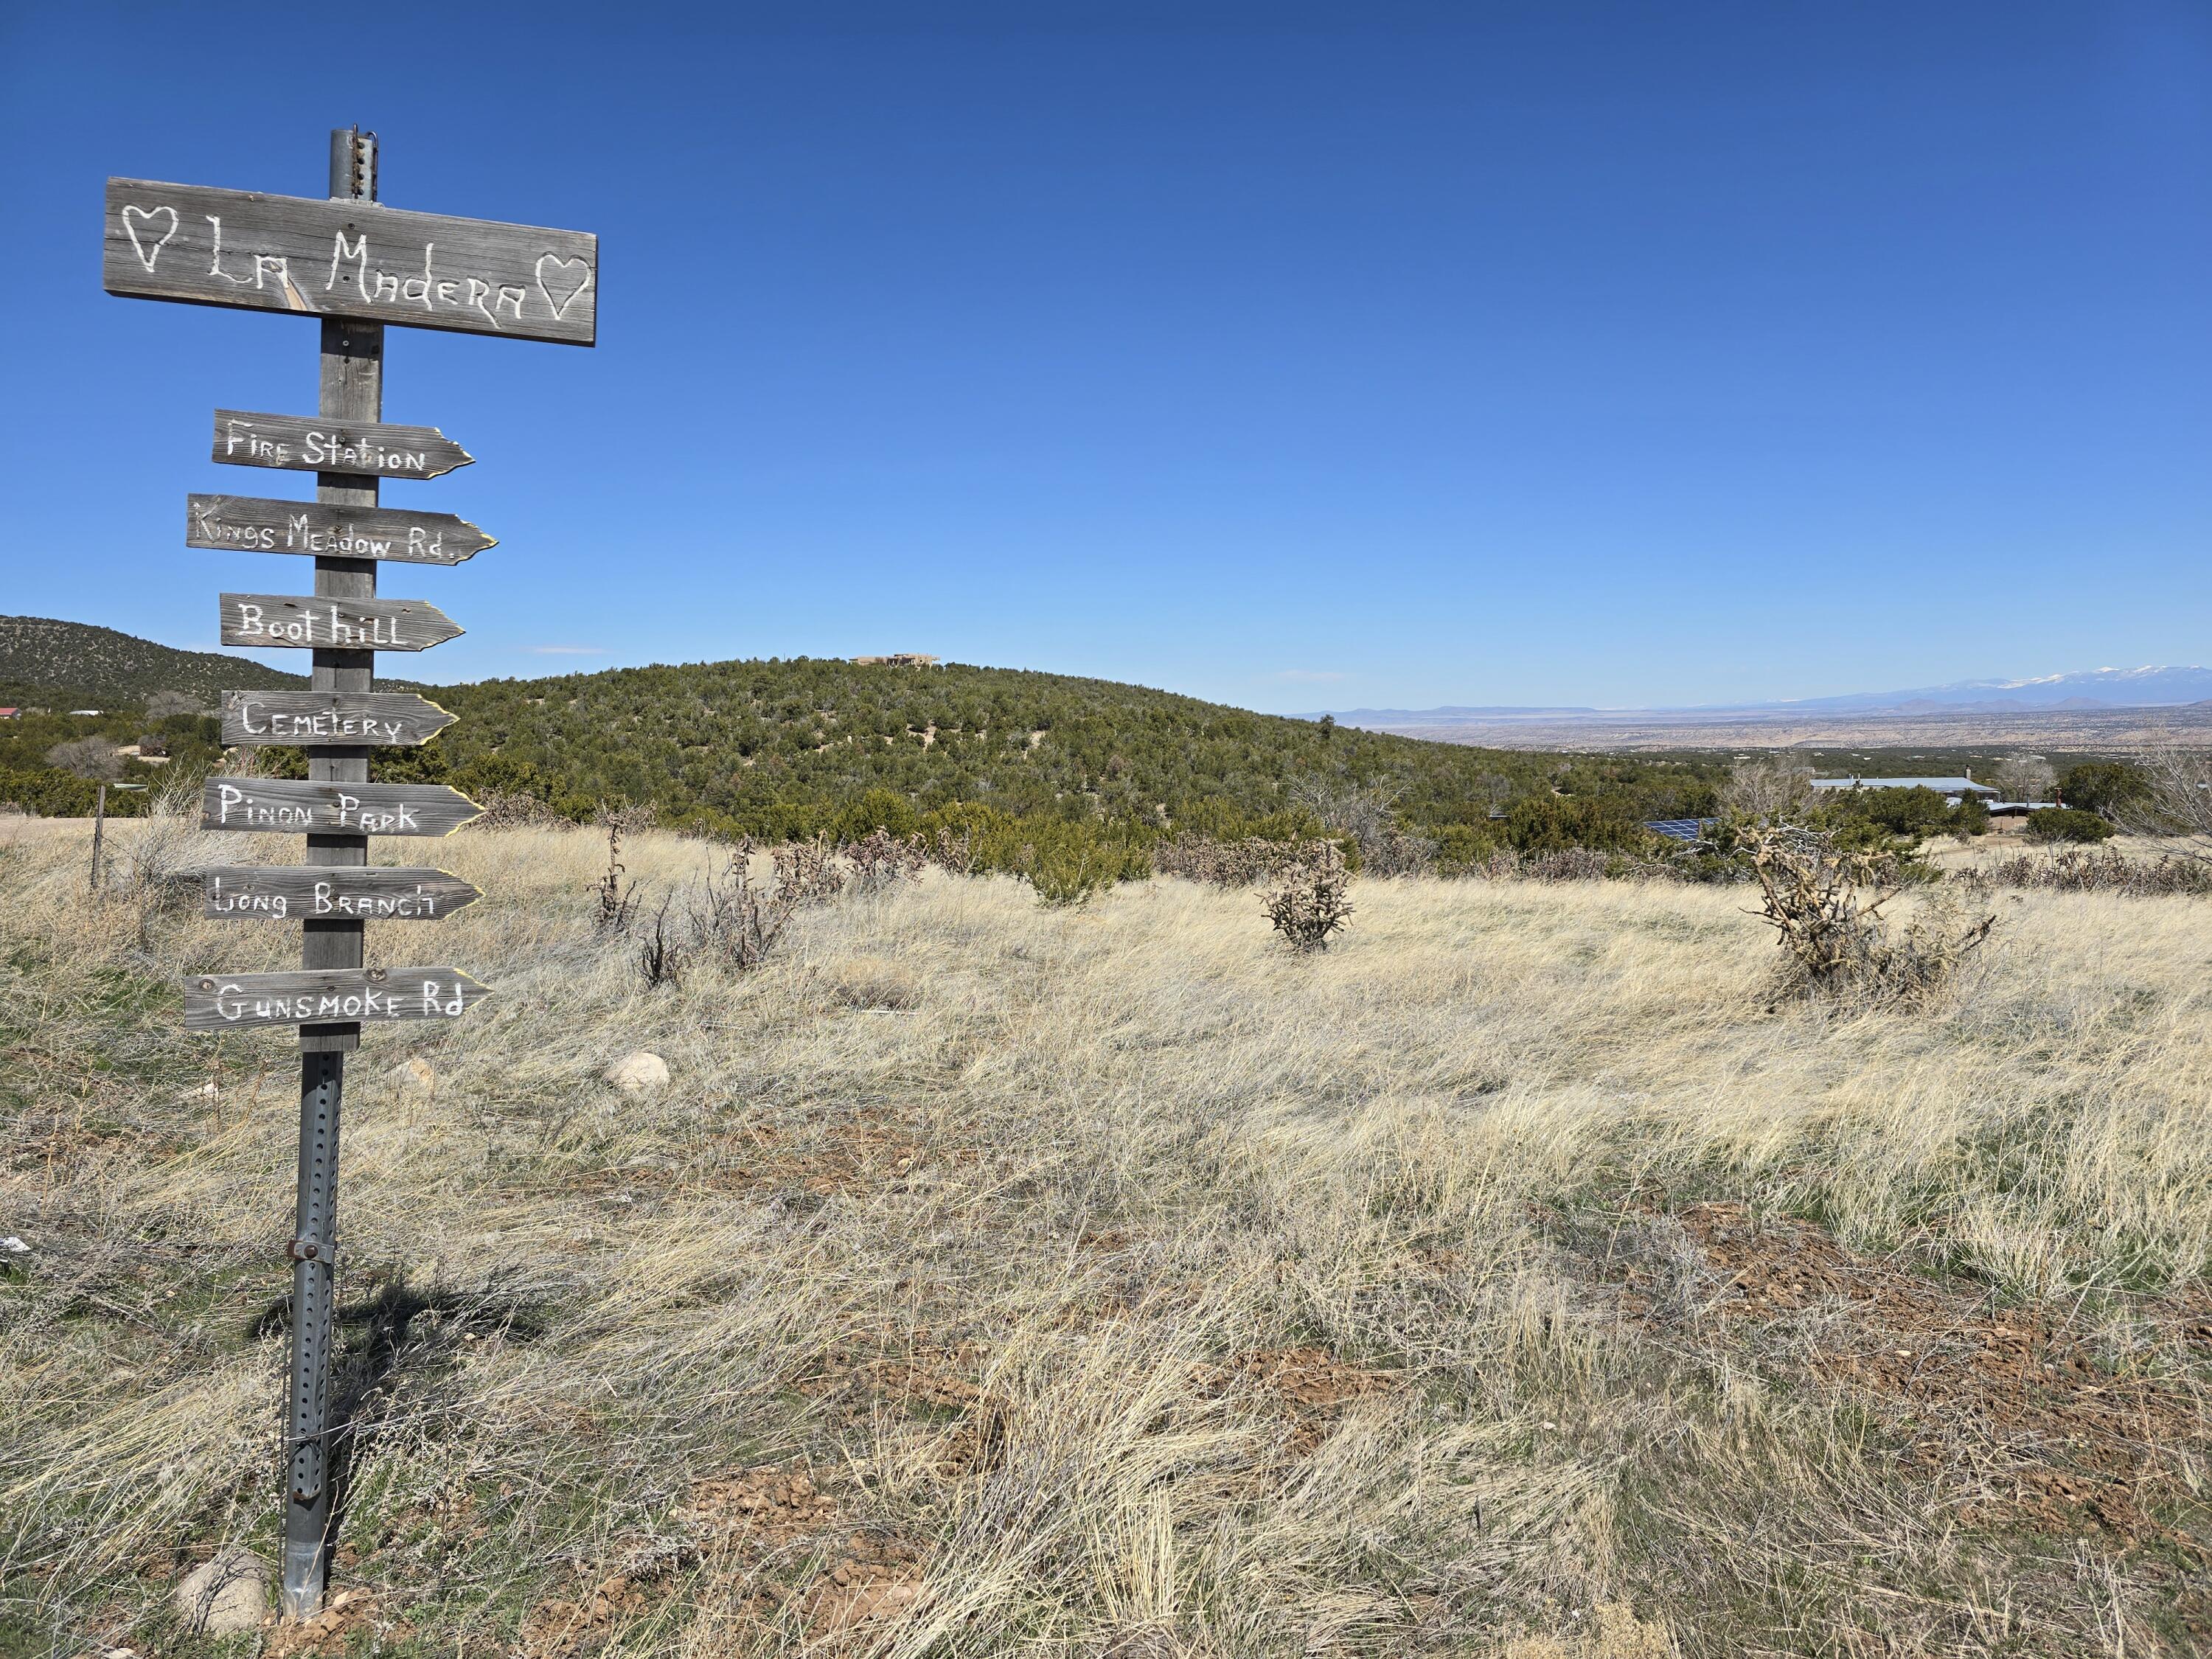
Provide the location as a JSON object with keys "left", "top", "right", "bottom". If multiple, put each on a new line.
{"left": 198, "top": 866, "right": 482, "bottom": 922}
{"left": 214, "top": 410, "right": 474, "bottom": 479}
{"left": 220, "top": 594, "right": 465, "bottom": 653}
{"left": 182, "top": 965, "right": 491, "bottom": 1031}
{"left": 111, "top": 128, "right": 594, "bottom": 1624}
{"left": 220, "top": 689, "right": 456, "bottom": 748}
{"left": 188, "top": 495, "right": 495, "bottom": 566}
{"left": 199, "top": 778, "right": 484, "bottom": 836}
{"left": 104, "top": 178, "right": 598, "bottom": 345}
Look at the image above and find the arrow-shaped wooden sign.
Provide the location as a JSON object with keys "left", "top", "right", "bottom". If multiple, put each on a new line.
{"left": 214, "top": 411, "right": 474, "bottom": 479}
{"left": 199, "top": 866, "right": 481, "bottom": 922}
{"left": 200, "top": 779, "right": 483, "bottom": 837}
{"left": 188, "top": 495, "right": 495, "bottom": 566}
{"left": 222, "top": 690, "right": 456, "bottom": 748}
{"left": 105, "top": 178, "right": 597, "bottom": 346}
{"left": 182, "top": 966, "right": 492, "bottom": 1032}
{"left": 220, "top": 594, "right": 465, "bottom": 653}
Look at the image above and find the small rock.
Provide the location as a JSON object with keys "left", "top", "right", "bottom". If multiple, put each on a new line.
{"left": 174, "top": 1547, "right": 268, "bottom": 1635}
{"left": 186, "top": 1080, "right": 220, "bottom": 1101}
{"left": 384, "top": 1056, "right": 438, "bottom": 1093}
{"left": 1, "top": 1237, "right": 27, "bottom": 1255}
{"left": 603, "top": 1051, "right": 669, "bottom": 1091}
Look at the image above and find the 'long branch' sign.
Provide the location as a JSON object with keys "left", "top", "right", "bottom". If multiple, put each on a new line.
{"left": 105, "top": 180, "right": 597, "bottom": 345}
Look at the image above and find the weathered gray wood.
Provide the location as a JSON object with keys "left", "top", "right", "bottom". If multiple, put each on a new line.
{"left": 201, "top": 779, "right": 483, "bottom": 837}
{"left": 198, "top": 866, "right": 481, "bottom": 922}
{"left": 182, "top": 966, "right": 491, "bottom": 1032}
{"left": 105, "top": 178, "right": 597, "bottom": 347}
{"left": 188, "top": 495, "right": 493, "bottom": 566}
{"left": 220, "top": 594, "right": 464, "bottom": 653}
{"left": 213, "top": 410, "right": 473, "bottom": 479}
{"left": 222, "top": 690, "right": 456, "bottom": 748}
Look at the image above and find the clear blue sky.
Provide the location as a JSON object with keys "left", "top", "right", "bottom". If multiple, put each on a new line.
{"left": 4, "top": 1, "right": 2206, "bottom": 712}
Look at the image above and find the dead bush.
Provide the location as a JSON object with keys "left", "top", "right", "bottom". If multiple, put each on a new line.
{"left": 1749, "top": 827, "right": 1992, "bottom": 1002}
{"left": 1972, "top": 848, "right": 2212, "bottom": 897}
{"left": 1155, "top": 834, "right": 1312, "bottom": 888}
{"left": 844, "top": 828, "right": 929, "bottom": 894}
{"left": 1263, "top": 841, "right": 1353, "bottom": 953}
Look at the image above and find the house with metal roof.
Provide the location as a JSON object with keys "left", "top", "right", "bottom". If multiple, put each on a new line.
{"left": 1809, "top": 776, "right": 1998, "bottom": 804}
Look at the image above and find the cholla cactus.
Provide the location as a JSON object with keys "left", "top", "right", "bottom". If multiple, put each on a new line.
{"left": 1262, "top": 841, "right": 1352, "bottom": 952}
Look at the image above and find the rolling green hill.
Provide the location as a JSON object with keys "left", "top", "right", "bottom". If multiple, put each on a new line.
{"left": 0, "top": 619, "right": 1728, "bottom": 840}
{"left": 0, "top": 616, "right": 302, "bottom": 711}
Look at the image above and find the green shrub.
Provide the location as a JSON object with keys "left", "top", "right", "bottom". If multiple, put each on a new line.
{"left": 2023, "top": 807, "right": 2116, "bottom": 844}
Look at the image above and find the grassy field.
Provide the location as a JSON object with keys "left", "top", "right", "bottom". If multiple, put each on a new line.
{"left": 3, "top": 816, "right": 2208, "bottom": 1657}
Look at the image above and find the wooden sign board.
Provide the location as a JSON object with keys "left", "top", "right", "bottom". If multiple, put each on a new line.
{"left": 105, "top": 179, "right": 597, "bottom": 346}
{"left": 201, "top": 779, "right": 483, "bottom": 837}
{"left": 214, "top": 411, "right": 473, "bottom": 479}
{"left": 222, "top": 690, "right": 456, "bottom": 748}
{"left": 220, "top": 594, "right": 463, "bottom": 653}
{"left": 200, "top": 866, "right": 481, "bottom": 922}
{"left": 182, "top": 966, "right": 490, "bottom": 1032}
{"left": 188, "top": 495, "right": 494, "bottom": 566}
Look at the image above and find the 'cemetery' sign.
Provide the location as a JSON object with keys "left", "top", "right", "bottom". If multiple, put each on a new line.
{"left": 105, "top": 179, "right": 597, "bottom": 345}
{"left": 214, "top": 411, "right": 473, "bottom": 479}
{"left": 220, "top": 689, "right": 456, "bottom": 748}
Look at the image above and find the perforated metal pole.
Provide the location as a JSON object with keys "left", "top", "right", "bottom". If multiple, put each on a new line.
{"left": 280, "top": 1051, "right": 344, "bottom": 1613}
{"left": 281, "top": 125, "right": 380, "bottom": 1622}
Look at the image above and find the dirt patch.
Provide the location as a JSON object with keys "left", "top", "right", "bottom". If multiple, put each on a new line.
{"left": 1196, "top": 1346, "right": 1397, "bottom": 1455}
{"left": 261, "top": 1588, "right": 388, "bottom": 1658}
{"left": 675, "top": 1466, "right": 839, "bottom": 1551}
{"left": 802, "top": 1340, "right": 1009, "bottom": 1478}
{"left": 1663, "top": 1203, "right": 2211, "bottom": 1560}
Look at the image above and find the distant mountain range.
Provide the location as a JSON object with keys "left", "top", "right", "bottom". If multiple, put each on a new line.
{"left": 1318, "top": 667, "right": 2212, "bottom": 727}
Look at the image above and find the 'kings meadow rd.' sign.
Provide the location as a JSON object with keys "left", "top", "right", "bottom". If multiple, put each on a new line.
{"left": 105, "top": 179, "right": 597, "bottom": 345}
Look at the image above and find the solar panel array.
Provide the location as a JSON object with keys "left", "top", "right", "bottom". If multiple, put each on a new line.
{"left": 1644, "top": 818, "right": 1710, "bottom": 841}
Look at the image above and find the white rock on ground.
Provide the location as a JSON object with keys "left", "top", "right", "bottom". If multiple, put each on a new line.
{"left": 602, "top": 1051, "right": 670, "bottom": 1091}
{"left": 384, "top": 1056, "right": 438, "bottom": 1093}
{"left": 173, "top": 1548, "right": 267, "bottom": 1635}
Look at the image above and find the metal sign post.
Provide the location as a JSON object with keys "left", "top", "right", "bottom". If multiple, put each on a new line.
{"left": 102, "top": 129, "right": 598, "bottom": 1620}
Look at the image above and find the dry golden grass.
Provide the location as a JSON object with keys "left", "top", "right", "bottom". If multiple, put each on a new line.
{"left": 2, "top": 815, "right": 2209, "bottom": 1656}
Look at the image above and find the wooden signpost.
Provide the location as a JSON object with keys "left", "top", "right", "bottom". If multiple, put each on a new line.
{"left": 107, "top": 129, "right": 597, "bottom": 1621}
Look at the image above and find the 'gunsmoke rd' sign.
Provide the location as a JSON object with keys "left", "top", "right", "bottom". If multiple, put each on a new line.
{"left": 106, "top": 179, "right": 597, "bottom": 346}
{"left": 182, "top": 966, "right": 490, "bottom": 1032}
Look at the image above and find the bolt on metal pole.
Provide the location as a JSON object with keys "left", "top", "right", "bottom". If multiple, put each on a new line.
{"left": 281, "top": 124, "right": 380, "bottom": 1621}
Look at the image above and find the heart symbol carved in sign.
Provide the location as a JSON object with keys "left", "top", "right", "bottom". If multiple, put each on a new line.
{"left": 121, "top": 204, "right": 179, "bottom": 274}
{"left": 535, "top": 254, "right": 592, "bottom": 320}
